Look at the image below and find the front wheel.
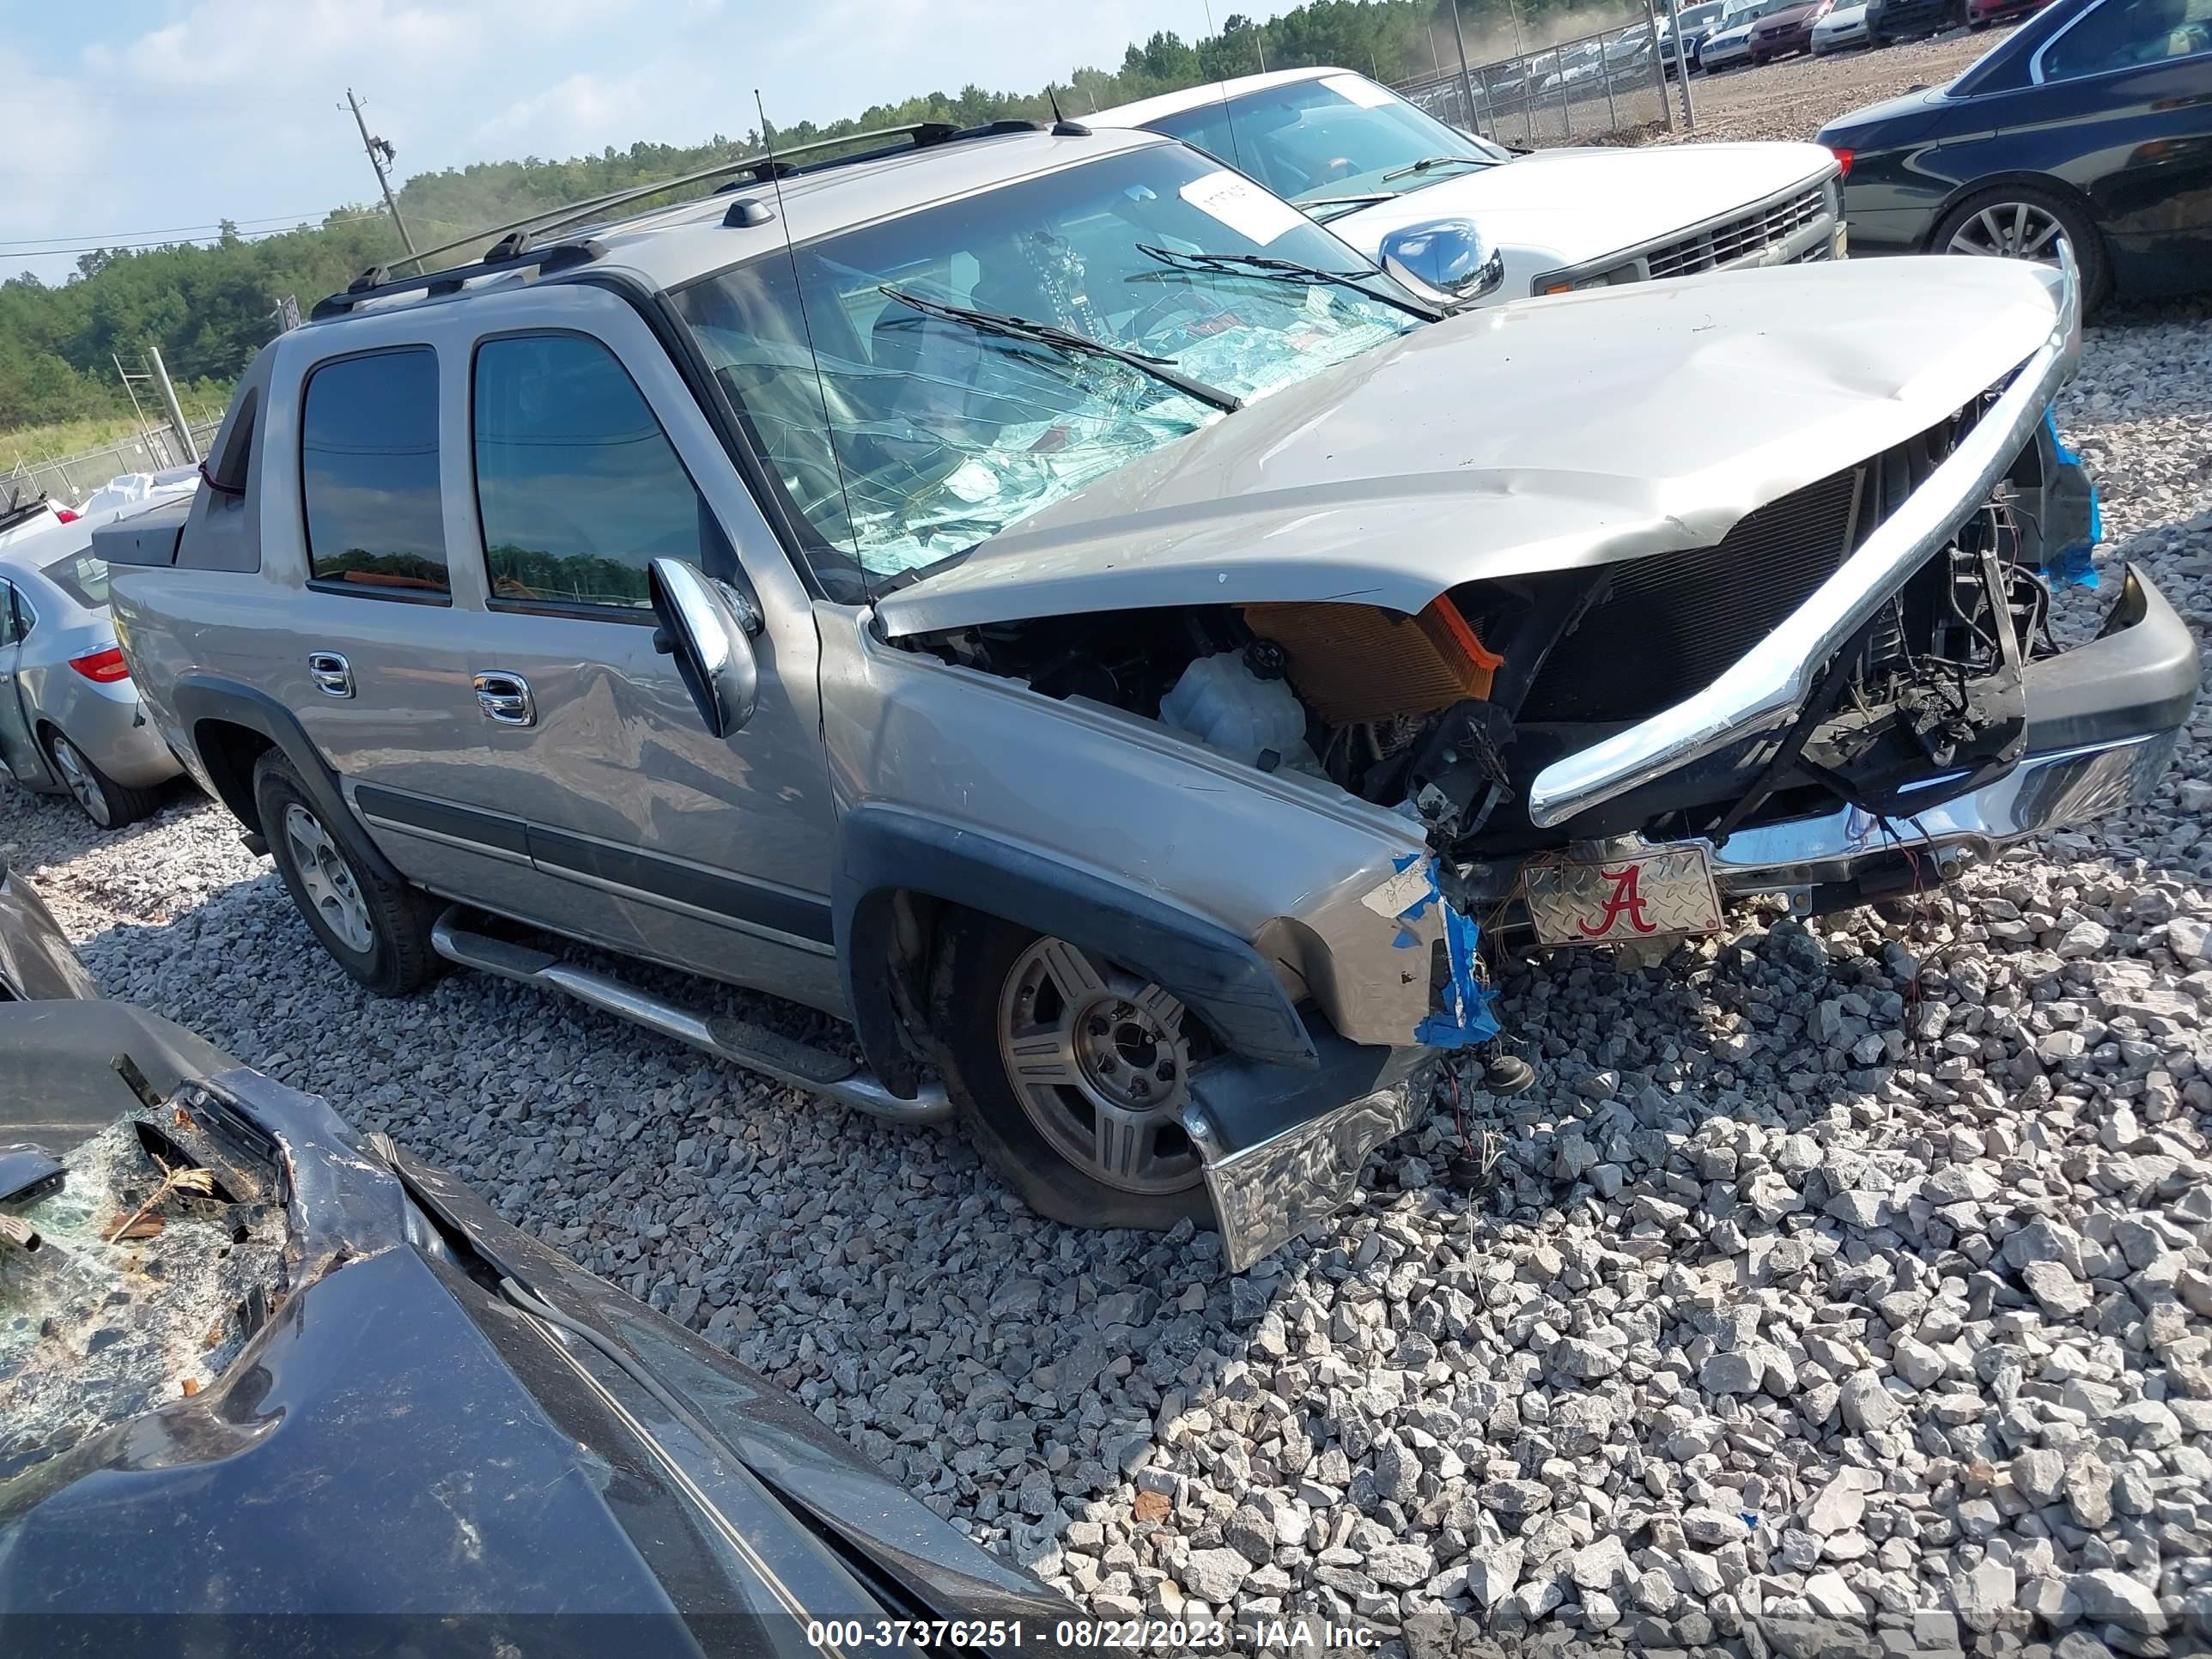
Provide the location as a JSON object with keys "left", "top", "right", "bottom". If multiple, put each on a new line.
{"left": 45, "top": 729, "right": 162, "bottom": 830}
{"left": 254, "top": 750, "right": 441, "bottom": 995}
{"left": 934, "top": 914, "right": 1213, "bottom": 1232}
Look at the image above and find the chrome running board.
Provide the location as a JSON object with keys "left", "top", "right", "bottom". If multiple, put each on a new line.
{"left": 429, "top": 910, "right": 952, "bottom": 1127}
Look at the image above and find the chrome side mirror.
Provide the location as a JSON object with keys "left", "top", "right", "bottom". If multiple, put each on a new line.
{"left": 1379, "top": 218, "right": 1504, "bottom": 309}
{"left": 648, "top": 557, "right": 761, "bottom": 738}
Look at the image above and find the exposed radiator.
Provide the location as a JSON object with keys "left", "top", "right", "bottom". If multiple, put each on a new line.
{"left": 1516, "top": 399, "right": 1993, "bottom": 727}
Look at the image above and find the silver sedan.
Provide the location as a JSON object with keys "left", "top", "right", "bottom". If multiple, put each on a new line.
{"left": 1, "top": 508, "right": 187, "bottom": 827}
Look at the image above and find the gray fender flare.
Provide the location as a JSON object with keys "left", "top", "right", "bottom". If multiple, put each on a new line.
{"left": 834, "top": 804, "right": 1316, "bottom": 1099}
{"left": 170, "top": 675, "right": 404, "bottom": 887}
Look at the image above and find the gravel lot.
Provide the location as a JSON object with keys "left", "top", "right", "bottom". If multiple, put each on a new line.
{"left": 1650, "top": 31, "right": 2001, "bottom": 145}
{"left": 8, "top": 72, "right": 2212, "bottom": 1658}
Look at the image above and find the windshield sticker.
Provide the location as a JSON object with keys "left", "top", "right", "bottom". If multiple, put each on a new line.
{"left": 1178, "top": 170, "right": 1310, "bottom": 248}
{"left": 1321, "top": 73, "right": 1395, "bottom": 108}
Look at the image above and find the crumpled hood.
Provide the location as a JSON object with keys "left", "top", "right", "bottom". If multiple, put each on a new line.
{"left": 876, "top": 256, "right": 2064, "bottom": 639}
{"left": 1323, "top": 141, "right": 1837, "bottom": 280}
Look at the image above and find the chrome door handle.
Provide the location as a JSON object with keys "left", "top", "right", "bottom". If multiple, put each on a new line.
{"left": 307, "top": 651, "right": 354, "bottom": 698}
{"left": 472, "top": 671, "right": 536, "bottom": 727}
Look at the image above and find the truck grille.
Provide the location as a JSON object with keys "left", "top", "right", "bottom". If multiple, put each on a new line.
{"left": 1645, "top": 185, "right": 1829, "bottom": 279}
{"left": 1520, "top": 470, "right": 1863, "bottom": 725}
{"left": 1516, "top": 398, "right": 1994, "bottom": 726}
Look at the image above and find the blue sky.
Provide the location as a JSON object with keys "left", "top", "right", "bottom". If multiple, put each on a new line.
{"left": 0, "top": 0, "right": 1290, "bottom": 284}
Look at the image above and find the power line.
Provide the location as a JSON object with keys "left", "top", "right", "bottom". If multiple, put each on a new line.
{"left": 0, "top": 210, "right": 385, "bottom": 249}
{"left": 6, "top": 216, "right": 392, "bottom": 261}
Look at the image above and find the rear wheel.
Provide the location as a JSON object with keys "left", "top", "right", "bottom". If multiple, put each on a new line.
{"left": 1933, "top": 183, "right": 2111, "bottom": 311}
{"left": 935, "top": 913, "right": 1213, "bottom": 1232}
{"left": 45, "top": 729, "right": 162, "bottom": 830}
{"left": 254, "top": 750, "right": 441, "bottom": 995}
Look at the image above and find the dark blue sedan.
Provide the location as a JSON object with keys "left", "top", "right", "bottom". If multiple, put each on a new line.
{"left": 1819, "top": 0, "right": 2212, "bottom": 308}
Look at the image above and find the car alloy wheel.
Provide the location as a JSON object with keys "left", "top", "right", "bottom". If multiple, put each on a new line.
{"left": 47, "top": 735, "right": 109, "bottom": 827}
{"left": 995, "top": 935, "right": 1205, "bottom": 1196}
{"left": 1946, "top": 199, "right": 2068, "bottom": 264}
{"left": 283, "top": 801, "right": 375, "bottom": 953}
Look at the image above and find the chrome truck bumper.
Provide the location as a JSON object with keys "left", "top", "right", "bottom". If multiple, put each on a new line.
{"left": 1539, "top": 562, "right": 2194, "bottom": 915}
{"left": 1528, "top": 246, "right": 2086, "bottom": 830}
{"left": 1706, "top": 562, "right": 2196, "bottom": 899}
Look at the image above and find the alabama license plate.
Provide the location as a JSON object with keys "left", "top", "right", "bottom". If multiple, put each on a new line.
{"left": 1522, "top": 846, "right": 1724, "bottom": 946}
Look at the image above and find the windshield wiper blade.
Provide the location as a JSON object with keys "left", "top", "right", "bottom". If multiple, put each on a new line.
{"left": 1380, "top": 154, "right": 1496, "bottom": 183}
{"left": 1135, "top": 244, "right": 1442, "bottom": 322}
{"left": 876, "top": 285, "right": 1242, "bottom": 413}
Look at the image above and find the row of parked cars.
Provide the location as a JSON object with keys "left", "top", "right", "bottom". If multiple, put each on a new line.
{"left": 1675, "top": 0, "right": 2056, "bottom": 70}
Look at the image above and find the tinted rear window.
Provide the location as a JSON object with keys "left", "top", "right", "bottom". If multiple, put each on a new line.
{"left": 40, "top": 546, "right": 107, "bottom": 609}
{"left": 299, "top": 348, "right": 448, "bottom": 598}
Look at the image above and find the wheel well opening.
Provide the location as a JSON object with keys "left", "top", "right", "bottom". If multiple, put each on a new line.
{"left": 191, "top": 720, "right": 275, "bottom": 836}
{"left": 1926, "top": 174, "right": 2094, "bottom": 250}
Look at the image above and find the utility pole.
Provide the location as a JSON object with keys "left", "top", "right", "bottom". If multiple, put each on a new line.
{"left": 146, "top": 347, "right": 200, "bottom": 465}
{"left": 1668, "top": 0, "right": 1698, "bottom": 128}
{"left": 1644, "top": 0, "right": 1677, "bottom": 131}
{"left": 1445, "top": 0, "right": 1480, "bottom": 133}
{"left": 344, "top": 88, "right": 422, "bottom": 270}
{"left": 112, "top": 355, "right": 160, "bottom": 452}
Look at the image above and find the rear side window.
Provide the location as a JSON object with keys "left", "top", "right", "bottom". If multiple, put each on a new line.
{"left": 2045, "top": 0, "right": 2212, "bottom": 76}
{"left": 299, "top": 348, "right": 448, "bottom": 598}
{"left": 471, "top": 333, "right": 714, "bottom": 611}
{"left": 0, "top": 583, "right": 20, "bottom": 647}
{"left": 40, "top": 545, "right": 107, "bottom": 609}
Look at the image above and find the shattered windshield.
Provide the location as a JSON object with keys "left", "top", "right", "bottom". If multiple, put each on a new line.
{"left": 1140, "top": 74, "right": 1512, "bottom": 223}
{"left": 672, "top": 144, "right": 1420, "bottom": 594}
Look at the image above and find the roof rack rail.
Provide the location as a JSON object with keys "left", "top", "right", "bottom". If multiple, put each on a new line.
{"left": 310, "top": 239, "right": 605, "bottom": 321}
{"left": 305, "top": 116, "right": 1092, "bottom": 322}
{"left": 394, "top": 118, "right": 996, "bottom": 276}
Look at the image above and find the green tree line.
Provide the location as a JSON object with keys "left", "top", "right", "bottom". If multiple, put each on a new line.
{"left": 2, "top": 0, "right": 1571, "bottom": 439}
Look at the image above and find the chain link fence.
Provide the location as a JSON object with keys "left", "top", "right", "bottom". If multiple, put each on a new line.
{"left": 4, "top": 422, "right": 220, "bottom": 508}
{"left": 1394, "top": 16, "right": 1680, "bottom": 148}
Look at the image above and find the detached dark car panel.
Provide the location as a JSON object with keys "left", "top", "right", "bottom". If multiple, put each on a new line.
{"left": 1822, "top": 0, "right": 2212, "bottom": 299}
{"left": 0, "top": 999, "right": 1072, "bottom": 1657}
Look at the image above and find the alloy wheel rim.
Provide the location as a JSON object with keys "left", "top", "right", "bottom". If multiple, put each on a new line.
{"left": 1947, "top": 201, "right": 2068, "bottom": 264}
{"left": 997, "top": 936, "right": 1203, "bottom": 1196}
{"left": 50, "top": 738, "right": 108, "bottom": 826}
{"left": 283, "top": 802, "right": 374, "bottom": 953}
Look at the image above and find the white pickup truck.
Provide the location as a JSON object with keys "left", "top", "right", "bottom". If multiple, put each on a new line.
{"left": 1091, "top": 66, "right": 1842, "bottom": 297}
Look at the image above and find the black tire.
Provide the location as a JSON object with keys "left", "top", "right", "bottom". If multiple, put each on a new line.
{"left": 1931, "top": 182, "right": 2112, "bottom": 313}
{"left": 253, "top": 750, "right": 441, "bottom": 996}
{"left": 43, "top": 727, "right": 162, "bottom": 830}
{"left": 933, "top": 910, "right": 1214, "bottom": 1234}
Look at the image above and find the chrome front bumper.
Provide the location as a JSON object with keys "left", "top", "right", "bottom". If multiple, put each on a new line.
{"left": 1706, "top": 726, "right": 2179, "bottom": 896}
{"left": 1487, "top": 562, "right": 2196, "bottom": 923}
{"left": 1528, "top": 246, "right": 2084, "bottom": 830}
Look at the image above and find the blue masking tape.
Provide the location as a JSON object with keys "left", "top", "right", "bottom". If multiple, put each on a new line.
{"left": 1413, "top": 892, "right": 1501, "bottom": 1051}
{"left": 2045, "top": 410, "right": 2101, "bottom": 589}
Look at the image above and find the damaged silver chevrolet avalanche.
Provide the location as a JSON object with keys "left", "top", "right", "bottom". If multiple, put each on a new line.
{"left": 100, "top": 122, "right": 2196, "bottom": 1270}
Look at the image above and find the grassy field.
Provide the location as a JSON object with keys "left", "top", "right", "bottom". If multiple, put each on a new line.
{"left": 0, "top": 414, "right": 149, "bottom": 468}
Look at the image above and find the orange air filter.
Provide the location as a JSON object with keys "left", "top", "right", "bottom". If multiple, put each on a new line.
{"left": 1242, "top": 594, "right": 1503, "bottom": 726}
